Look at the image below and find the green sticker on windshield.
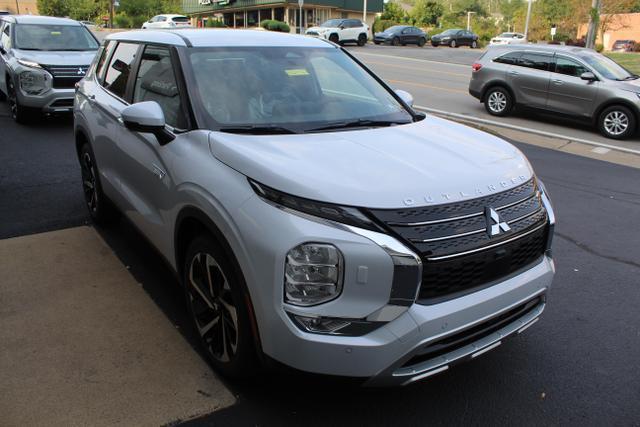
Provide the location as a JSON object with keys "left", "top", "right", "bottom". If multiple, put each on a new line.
{"left": 51, "top": 31, "right": 61, "bottom": 35}
{"left": 285, "top": 69, "right": 309, "bottom": 76}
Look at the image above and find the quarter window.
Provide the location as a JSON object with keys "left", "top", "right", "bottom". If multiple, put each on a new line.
{"left": 133, "top": 45, "right": 186, "bottom": 129}
{"left": 103, "top": 42, "right": 139, "bottom": 99}
{"left": 517, "top": 53, "right": 552, "bottom": 71}
{"left": 95, "top": 40, "right": 116, "bottom": 84}
{"left": 554, "top": 57, "right": 589, "bottom": 77}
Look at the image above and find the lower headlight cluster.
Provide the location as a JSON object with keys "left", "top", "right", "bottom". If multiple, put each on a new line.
{"left": 19, "top": 70, "right": 50, "bottom": 95}
{"left": 285, "top": 243, "right": 343, "bottom": 306}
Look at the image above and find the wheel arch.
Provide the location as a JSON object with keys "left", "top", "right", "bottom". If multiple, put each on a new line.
{"left": 593, "top": 99, "right": 639, "bottom": 127}
{"left": 74, "top": 125, "right": 91, "bottom": 161}
{"left": 481, "top": 81, "right": 516, "bottom": 104}
{"left": 174, "top": 205, "right": 263, "bottom": 353}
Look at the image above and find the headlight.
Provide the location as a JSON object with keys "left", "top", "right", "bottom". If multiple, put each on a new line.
{"left": 17, "top": 59, "right": 42, "bottom": 69}
{"left": 442, "top": 37, "right": 450, "bottom": 40}
{"left": 249, "top": 179, "right": 382, "bottom": 231}
{"left": 19, "top": 70, "right": 50, "bottom": 95}
{"left": 636, "top": 92, "right": 640, "bottom": 99}
{"left": 285, "top": 243, "right": 343, "bottom": 306}
{"left": 538, "top": 179, "right": 555, "bottom": 254}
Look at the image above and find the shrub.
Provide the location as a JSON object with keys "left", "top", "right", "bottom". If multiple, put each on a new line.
{"left": 206, "top": 18, "right": 226, "bottom": 27}
{"left": 372, "top": 18, "right": 400, "bottom": 33}
{"left": 260, "top": 19, "right": 290, "bottom": 32}
{"left": 113, "top": 13, "right": 132, "bottom": 29}
{"left": 633, "top": 42, "right": 640, "bottom": 52}
{"left": 595, "top": 43, "right": 604, "bottom": 52}
{"left": 130, "top": 15, "right": 147, "bottom": 29}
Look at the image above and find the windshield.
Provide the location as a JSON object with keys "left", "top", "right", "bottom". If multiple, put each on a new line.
{"left": 499, "top": 33, "right": 515, "bottom": 37}
{"left": 439, "top": 30, "right": 458, "bottom": 36}
{"left": 384, "top": 26, "right": 404, "bottom": 32}
{"left": 188, "top": 47, "right": 413, "bottom": 132}
{"left": 15, "top": 24, "right": 99, "bottom": 51}
{"left": 580, "top": 54, "right": 635, "bottom": 80}
{"left": 321, "top": 19, "right": 343, "bottom": 27}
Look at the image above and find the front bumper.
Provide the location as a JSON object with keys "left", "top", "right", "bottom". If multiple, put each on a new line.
{"left": 17, "top": 87, "right": 75, "bottom": 112}
{"left": 234, "top": 191, "right": 555, "bottom": 386}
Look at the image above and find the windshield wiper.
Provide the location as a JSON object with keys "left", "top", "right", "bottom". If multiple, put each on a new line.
{"left": 624, "top": 74, "right": 639, "bottom": 80}
{"left": 217, "top": 125, "right": 298, "bottom": 135}
{"left": 305, "top": 119, "right": 411, "bottom": 133}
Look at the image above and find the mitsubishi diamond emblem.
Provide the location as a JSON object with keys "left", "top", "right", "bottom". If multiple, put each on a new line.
{"left": 77, "top": 67, "right": 85, "bottom": 75}
{"left": 486, "top": 207, "right": 511, "bottom": 237}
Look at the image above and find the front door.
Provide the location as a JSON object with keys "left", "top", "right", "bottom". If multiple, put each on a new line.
{"left": 0, "top": 22, "right": 11, "bottom": 94}
{"left": 546, "top": 55, "right": 600, "bottom": 118}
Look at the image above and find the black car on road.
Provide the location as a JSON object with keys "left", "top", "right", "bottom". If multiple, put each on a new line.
{"left": 431, "top": 29, "right": 479, "bottom": 48}
{"left": 374, "top": 25, "right": 427, "bottom": 47}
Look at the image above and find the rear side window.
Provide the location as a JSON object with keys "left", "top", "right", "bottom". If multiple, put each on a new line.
{"left": 494, "top": 51, "right": 521, "bottom": 65}
{"left": 517, "top": 53, "right": 552, "bottom": 71}
{"left": 103, "top": 42, "right": 139, "bottom": 99}
{"left": 554, "top": 56, "right": 589, "bottom": 77}
{"left": 133, "top": 45, "right": 186, "bottom": 129}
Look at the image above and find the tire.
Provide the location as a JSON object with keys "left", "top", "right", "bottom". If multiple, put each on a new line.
{"left": 183, "top": 235, "right": 257, "bottom": 378}
{"left": 598, "top": 105, "right": 637, "bottom": 140}
{"left": 431, "top": 42, "right": 438, "bottom": 47}
{"left": 79, "top": 143, "right": 118, "bottom": 224}
{"left": 392, "top": 37, "right": 400, "bottom": 46}
{"left": 418, "top": 37, "right": 426, "bottom": 47}
{"left": 328, "top": 33, "right": 339, "bottom": 44}
{"left": 374, "top": 41, "right": 380, "bottom": 45}
{"left": 450, "top": 39, "right": 457, "bottom": 48}
{"left": 484, "top": 86, "right": 513, "bottom": 117}
{"left": 357, "top": 33, "right": 367, "bottom": 46}
{"left": 471, "top": 40, "right": 478, "bottom": 49}
{"left": 7, "top": 77, "right": 37, "bottom": 124}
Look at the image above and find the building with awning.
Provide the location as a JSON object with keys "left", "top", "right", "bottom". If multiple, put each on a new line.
{"left": 182, "top": 0, "right": 382, "bottom": 32}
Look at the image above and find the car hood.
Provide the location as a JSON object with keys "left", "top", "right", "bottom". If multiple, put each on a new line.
{"left": 208, "top": 115, "right": 533, "bottom": 209}
{"left": 307, "top": 26, "right": 333, "bottom": 32}
{"left": 12, "top": 49, "right": 97, "bottom": 66}
{"left": 612, "top": 78, "right": 640, "bottom": 91}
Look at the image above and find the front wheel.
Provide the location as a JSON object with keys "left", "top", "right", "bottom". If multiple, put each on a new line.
{"left": 184, "top": 236, "right": 257, "bottom": 378}
{"left": 392, "top": 37, "right": 400, "bottom": 46}
{"left": 328, "top": 33, "right": 339, "bottom": 44}
{"left": 484, "top": 87, "right": 513, "bottom": 117}
{"left": 7, "top": 78, "right": 37, "bottom": 124}
{"left": 450, "top": 39, "right": 457, "bottom": 48}
{"left": 418, "top": 37, "right": 426, "bottom": 47}
{"left": 471, "top": 40, "right": 478, "bottom": 49}
{"left": 598, "top": 105, "right": 636, "bottom": 140}
{"left": 79, "top": 143, "right": 118, "bottom": 224}
{"left": 357, "top": 33, "right": 367, "bottom": 46}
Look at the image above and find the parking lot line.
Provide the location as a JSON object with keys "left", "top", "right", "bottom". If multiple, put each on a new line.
{"left": 363, "top": 60, "right": 469, "bottom": 77}
{"left": 0, "top": 226, "right": 235, "bottom": 426}
{"left": 416, "top": 105, "right": 640, "bottom": 156}
{"left": 387, "top": 79, "right": 468, "bottom": 95}
{"left": 352, "top": 51, "right": 472, "bottom": 69}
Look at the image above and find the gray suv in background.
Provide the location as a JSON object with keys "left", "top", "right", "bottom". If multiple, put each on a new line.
{"left": 469, "top": 45, "right": 640, "bottom": 139}
{"left": 0, "top": 15, "right": 99, "bottom": 123}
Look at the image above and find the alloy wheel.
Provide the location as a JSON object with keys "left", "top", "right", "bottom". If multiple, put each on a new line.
{"left": 81, "top": 152, "right": 98, "bottom": 213}
{"left": 7, "top": 80, "right": 17, "bottom": 120}
{"left": 187, "top": 252, "right": 239, "bottom": 363}
{"left": 488, "top": 91, "right": 507, "bottom": 113}
{"left": 603, "top": 110, "right": 629, "bottom": 136}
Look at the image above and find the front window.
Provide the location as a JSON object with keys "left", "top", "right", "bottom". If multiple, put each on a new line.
{"left": 321, "top": 19, "right": 343, "bottom": 27}
{"left": 187, "top": 47, "right": 413, "bottom": 132}
{"left": 14, "top": 24, "right": 99, "bottom": 51}
{"left": 580, "top": 54, "right": 637, "bottom": 80}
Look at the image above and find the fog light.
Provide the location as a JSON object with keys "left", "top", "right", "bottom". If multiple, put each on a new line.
{"left": 284, "top": 243, "right": 343, "bottom": 306}
{"left": 293, "top": 314, "right": 351, "bottom": 333}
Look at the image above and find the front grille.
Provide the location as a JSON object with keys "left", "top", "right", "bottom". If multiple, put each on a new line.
{"left": 50, "top": 98, "right": 74, "bottom": 108}
{"left": 367, "top": 179, "right": 548, "bottom": 303}
{"left": 306, "top": 31, "right": 319, "bottom": 36}
{"left": 41, "top": 64, "right": 88, "bottom": 89}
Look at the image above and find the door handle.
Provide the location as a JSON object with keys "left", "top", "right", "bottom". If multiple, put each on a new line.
{"left": 552, "top": 79, "right": 564, "bottom": 85}
{"left": 508, "top": 70, "right": 519, "bottom": 76}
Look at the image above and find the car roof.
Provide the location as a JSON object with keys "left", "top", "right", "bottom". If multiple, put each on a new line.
{"left": 107, "top": 29, "right": 336, "bottom": 48}
{"left": 490, "top": 43, "right": 597, "bottom": 56}
{"left": 2, "top": 15, "right": 82, "bottom": 25}
{"left": 158, "top": 14, "right": 188, "bottom": 18}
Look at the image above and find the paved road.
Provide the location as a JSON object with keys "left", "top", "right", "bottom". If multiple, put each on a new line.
{"left": 1, "top": 89, "right": 639, "bottom": 424}
{"left": 348, "top": 44, "right": 640, "bottom": 152}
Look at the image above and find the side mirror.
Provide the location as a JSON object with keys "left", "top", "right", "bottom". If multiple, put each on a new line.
{"left": 395, "top": 89, "right": 414, "bottom": 107}
{"left": 121, "top": 101, "right": 175, "bottom": 145}
{"left": 580, "top": 71, "right": 597, "bottom": 81}
{"left": 339, "top": 25, "right": 345, "bottom": 30}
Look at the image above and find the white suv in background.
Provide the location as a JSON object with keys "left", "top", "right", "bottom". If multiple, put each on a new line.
{"left": 141, "top": 14, "right": 192, "bottom": 29}
{"left": 306, "top": 18, "right": 369, "bottom": 46}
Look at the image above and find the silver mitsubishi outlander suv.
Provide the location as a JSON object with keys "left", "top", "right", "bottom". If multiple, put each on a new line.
{"left": 74, "top": 29, "right": 556, "bottom": 386}
{"left": 0, "top": 15, "right": 99, "bottom": 123}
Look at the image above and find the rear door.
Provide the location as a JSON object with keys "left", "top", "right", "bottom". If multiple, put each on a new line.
{"left": 546, "top": 55, "right": 599, "bottom": 118}
{"left": 509, "top": 52, "right": 553, "bottom": 108}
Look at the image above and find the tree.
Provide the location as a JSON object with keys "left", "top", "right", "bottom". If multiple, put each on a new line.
{"left": 36, "top": 0, "right": 70, "bottom": 17}
{"left": 452, "top": 0, "right": 486, "bottom": 17}
{"left": 68, "top": 0, "right": 103, "bottom": 21}
{"left": 381, "top": 1, "right": 406, "bottom": 21}
{"left": 411, "top": 0, "right": 445, "bottom": 26}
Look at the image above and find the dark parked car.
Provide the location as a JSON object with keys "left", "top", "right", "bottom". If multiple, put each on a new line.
{"left": 611, "top": 40, "right": 636, "bottom": 52}
{"left": 373, "top": 25, "right": 427, "bottom": 47}
{"left": 431, "top": 29, "right": 479, "bottom": 48}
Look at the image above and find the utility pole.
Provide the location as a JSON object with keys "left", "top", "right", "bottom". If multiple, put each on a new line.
{"left": 363, "top": 0, "right": 367, "bottom": 23}
{"left": 109, "top": 0, "right": 114, "bottom": 29}
{"left": 523, "top": 0, "right": 533, "bottom": 40}
{"left": 14, "top": 0, "right": 19, "bottom": 14}
{"left": 586, "top": 0, "right": 601, "bottom": 49}
{"left": 466, "top": 11, "right": 475, "bottom": 31}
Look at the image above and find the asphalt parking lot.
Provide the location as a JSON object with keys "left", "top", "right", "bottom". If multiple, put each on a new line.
{"left": 2, "top": 71, "right": 640, "bottom": 427}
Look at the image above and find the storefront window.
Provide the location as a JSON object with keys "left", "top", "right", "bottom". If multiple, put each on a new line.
{"left": 235, "top": 12, "right": 245, "bottom": 28}
{"left": 223, "top": 13, "right": 233, "bottom": 27}
{"left": 274, "top": 7, "right": 284, "bottom": 21}
{"left": 247, "top": 10, "right": 259, "bottom": 27}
